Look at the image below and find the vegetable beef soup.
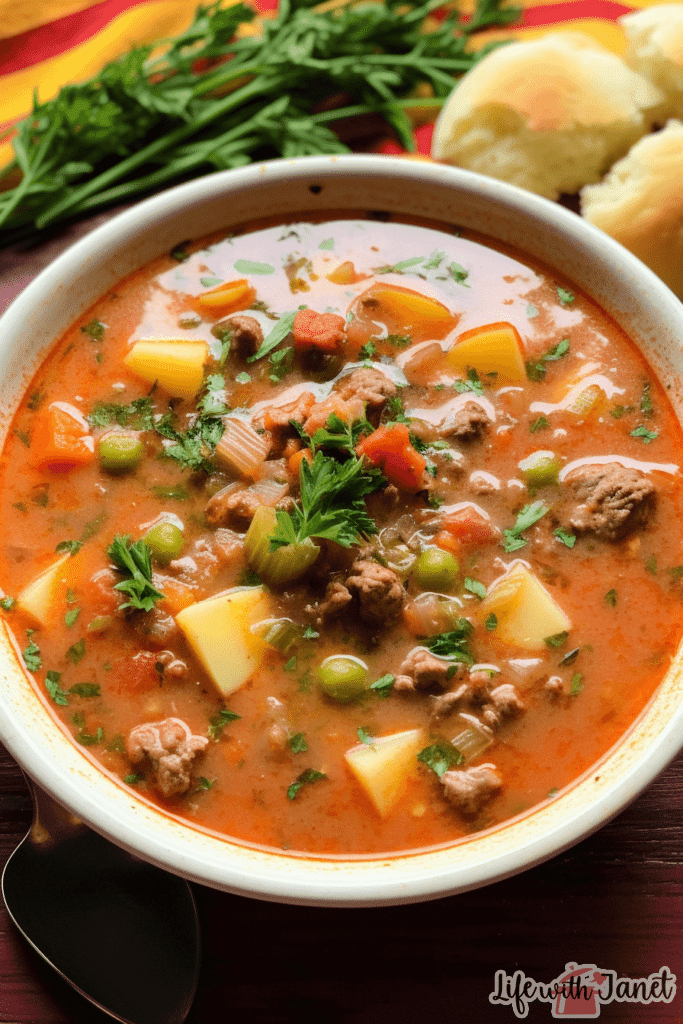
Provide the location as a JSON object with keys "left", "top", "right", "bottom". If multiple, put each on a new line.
{"left": 2, "top": 214, "right": 683, "bottom": 856}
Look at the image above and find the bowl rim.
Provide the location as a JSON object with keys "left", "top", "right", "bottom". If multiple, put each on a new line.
{"left": 1, "top": 153, "right": 683, "bottom": 907}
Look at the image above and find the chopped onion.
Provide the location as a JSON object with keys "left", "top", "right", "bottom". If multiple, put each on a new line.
{"left": 215, "top": 417, "right": 271, "bottom": 478}
{"left": 403, "top": 592, "right": 464, "bottom": 636}
{"left": 450, "top": 713, "right": 493, "bottom": 763}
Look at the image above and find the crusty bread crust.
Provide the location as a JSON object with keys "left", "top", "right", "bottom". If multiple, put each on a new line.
{"left": 431, "top": 33, "right": 664, "bottom": 200}
{"left": 580, "top": 120, "right": 683, "bottom": 300}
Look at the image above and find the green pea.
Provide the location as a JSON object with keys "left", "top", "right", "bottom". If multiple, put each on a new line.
{"left": 317, "top": 655, "right": 368, "bottom": 703}
{"left": 98, "top": 432, "right": 144, "bottom": 473}
{"left": 144, "top": 522, "right": 184, "bottom": 565}
{"left": 518, "top": 450, "right": 560, "bottom": 490}
{"left": 414, "top": 548, "right": 459, "bottom": 592}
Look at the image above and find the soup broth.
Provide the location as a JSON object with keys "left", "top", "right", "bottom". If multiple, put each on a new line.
{"left": 1, "top": 214, "right": 682, "bottom": 856}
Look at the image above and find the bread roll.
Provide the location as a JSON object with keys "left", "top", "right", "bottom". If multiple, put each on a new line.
{"left": 431, "top": 33, "right": 664, "bottom": 199}
{"left": 580, "top": 120, "right": 683, "bottom": 300}
{"left": 620, "top": 5, "right": 683, "bottom": 121}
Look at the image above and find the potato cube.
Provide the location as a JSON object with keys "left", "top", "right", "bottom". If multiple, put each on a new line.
{"left": 447, "top": 321, "right": 526, "bottom": 383}
{"left": 124, "top": 339, "right": 208, "bottom": 399}
{"left": 16, "top": 553, "right": 72, "bottom": 627}
{"left": 175, "top": 586, "right": 271, "bottom": 697}
{"left": 345, "top": 727, "right": 427, "bottom": 817}
{"left": 479, "top": 562, "right": 571, "bottom": 650}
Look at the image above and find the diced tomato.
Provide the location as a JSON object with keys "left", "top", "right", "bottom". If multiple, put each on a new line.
{"left": 356, "top": 423, "right": 426, "bottom": 492}
{"left": 30, "top": 402, "right": 95, "bottom": 473}
{"left": 434, "top": 530, "right": 460, "bottom": 556}
{"left": 288, "top": 447, "right": 313, "bottom": 475}
{"left": 109, "top": 651, "right": 161, "bottom": 695}
{"left": 439, "top": 506, "right": 498, "bottom": 546}
{"left": 292, "top": 309, "right": 346, "bottom": 352}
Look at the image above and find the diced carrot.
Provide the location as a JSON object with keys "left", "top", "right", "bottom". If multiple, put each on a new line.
{"left": 30, "top": 402, "right": 95, "bottom": 472}
{"left": 440, "top": 507, "right": 498, "bottom": 546}
{"left": 195, "top": 278, "right": 256, "bottom": 312}
{"left": 109, "top": 651, "right": 160, "bottom": 695}
{"left": 325, "top": 261, "right": 367, "bottom": 285}
{"left": 158, "top": 577, "right": 196, "bottom": 616}
{"left": 288, "top": 448, "right": 313, "bottom": 475}
{"left": 434, "top": 530, "right": 461, "bottom": 556}
{"left": 292, "top": 309, "right": 346, "bottom": 352}
{"left": 356, "top": 423, "right": 426, "bottom": 492}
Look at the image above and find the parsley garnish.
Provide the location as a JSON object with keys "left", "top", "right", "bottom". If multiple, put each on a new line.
{"left": 56, "top": 539, "right": 83, "bottom": 557}
{"left": 630, "top": 425, "right": 658, "bottom": 443}
{"left": 386, "top": 333, "right": 412, "bottom": 349}
{"left": 640, "top": 382, "right": 654, "bottom": 418}
{"left": 559, "top": 647, "right": 580, "bottom": 666}
{"left": 553, "top": 527, "right": 576, "bottom": 549}
{"left": 88, "top": 396, "right": 155, "bottom": 431}
{"left": 604, "top": 589, "right": 617, "bottom": 607}
{"left": 107, "top": 535, "right": 165, "bottom": 612}
{"left": 417, "top": 741, "right": 462, "bottom": 778}
{"left": 269, "top": 451, "right": 383, "bottom": 551}
{"left": 170, "top": 241, "right": 190, "bottom": 262}
{"left": 544, "top": 631, "right": 568, "bottom": 648}
{"left": 269, "top": 346, "right": 293, "bottom": 384}
{"left": 556, "top": 287, "right": 574, "bottom": 305}
{"left": 485, "top": 613, "right": 498, "bottom": 631}
{"left": 288, "top": 732, "right": 308, "bottom": 754}
{"left": 69, "top": 682, "right": 100, "bottom": 697}
{"left": 448, "top": 262, "right": 469, "bottom": 286}
{"left": 530, "top": 416, "right": 549, "bottom": 433}
{"left": 0, "top": 596, "right": 15, "bottom": 611}
{"left": 248, "top": 311, "right": 297, "bottom": 363}
{"left": 307, "top": 412, "right": 373, "bottom": 456}
{"left": 287, "top": 768, "right": 327, "bottom": 800}
{"left": 208, "top": 708, "right": 240, "bottom": 742}
{"left": 526, "top": 338, "right": 570, "bottom": 381}
{"left": 66, "top": 639, "right": 86, "bottom": 665}
{"left": 81, "top": 319, "right": 105, "bottom": 341}
{"left": 64, "top": 608, "right": 80, "bottom": 628}
{"left": 501, "top": 501, "right": 548, "bottom": 552}
{"left": 124, "top": 773, "right": 144, "bottom": 784}
{"left": 76, "top": 726, "right": 104, "bottom": 746}
{"left": 358, "top": 340, "right": 377, "bottom": 360}
{"left": 370, "top": 673, "right": 395, "bottom": 697}
{"left": 22, "top": 635, "right": 41, "bottom": 672}
{"left": 464, "top": 577, "right": 486, "bottom": 599}
{"left": 426, "top": 621, "right": 474, "bottom": 666}
{"left": 356, "top": 727, "right": 375, "bottom": 745}
{"left": 452, "top": 368, "right": 484, "bottom": 396}
{"left": 570, "top": 672, "right": 584, "bottom": 695}
{"left": 46, "top": 670, "right": 68, "bottom": 706}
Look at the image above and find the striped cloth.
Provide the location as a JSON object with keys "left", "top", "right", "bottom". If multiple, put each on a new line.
{"left": 0, "top": 0, "right": 665, "bottom": 168}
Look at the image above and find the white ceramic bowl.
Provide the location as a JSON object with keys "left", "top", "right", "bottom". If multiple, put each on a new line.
{"left": 1, "top": 155, "right": 683, "bottom": 907}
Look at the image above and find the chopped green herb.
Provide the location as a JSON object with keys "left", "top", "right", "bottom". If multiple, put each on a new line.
{"left": 559, "top": 647, "right": 580, "bottom": 666}
{"left": 570, "top": 672, "right": 584, "bottom": 695}
{"left": 464, "top": 577, "right": 486, "bottom": 600}
{"left": 525, "top": 304, "right": 539, "bottom": 319}
{"left": 288, "top": 732, "right": 308, "bottom": 754}
{"left": 22, "top": 637, "right": 41, "bottom": 672}
{"left": 640, "top": 382, "right": 654, "bottom": 418}
{"left": 248, "top": 311, "right": 297, "bottom": 363}
{"left": 386, "top": 333, "right": 412, "bottom": 349}
{"left": 553, "top": 527, "right": 576, "bottom": 549}
{"left": 66, "top": 638, "right": 86, "bottom": 665}
{"left": 107, "top": 734, "right": 126, "bottom": 753}
{"left": 27, "top": 390, "right": 44, "bottom": 411}
{"left": 319, "top": 238, "right": 334, "bottom": 250}
{"left": 604, "top": 589, "right": 617, "bottom": 607}
{"left": 107, "top": 535, "right": 165, "bottom": 612}
{"left": 544, "top": 631, "right": 569, "bottom": 648}
{"left": 46, "top": 669, "right": 68, "bottom": 706}
{"left": 448, "top": 262, "right": 469, "bottom": 285}
{"left": 502, "top": 501, "right": 548, "bottom": 553}
{"left": 303, "top": 625, "right": 319, "bottom": 640}
{"left": 0, "top": 596, "right": 16, "bottom": 611}
{"left": 485, "top": 613, "right": 498, "bottom": 631}
{"left": 370, "top": 673, "right": 395, "bottom": 698}
{"left": 64, "top": 608, "right": 80, "bottom": 629}
{"left": 417, "top": 741, "right": 462, "bottom": 778}
{"left": 124, "top": 773, "right": 144, "bottom": 784}
{"left": 426, "top": 621, "right": 474, "bottom": 666}
{"left": 200, "top": 275, "right": 223, "bottom": 288}
{"left": 377, "top": 256, "right": 425, "bottom": 273}
{"left": 15, "top": 430, "right": 30, "bottom": 448}
{"left": 452, "top": 368, "right": 484, "bottom": 397}
{"left": 284, "top": 656, "right": 298, "bottom": 672}
{"left": 526, "top": 338, "right": 570, "bottom": 381}
{"left": 170, "top": 241, "right": 190, "bottom": 262}
{"left": 234, "top": 259, "right": 274, "bottom": 275}
{"left": 356, "top": 727, "right": 374, "bottom": 745}
{"left": 669, "top": 566, "right": 683, "bottom": 581}
{"left": 208, "top": 707, "right": 240, "bottom": 742}
{"left": 81, "top": 318, "right": 105, "bottom": 341}
{"left": 287, "top": 768, "right": 327, "bottom": 800}
{"left": 645, "top": 554, "right": 657, "bottom": 575}
{"left": 630, "top": 425, "right": 658, "bottom": 443}
{"left": 556, "top": 286, "right": 574, "bottom": 305}
{"left": 358, "top": 340, "right": 378, "bottom": 360}
{"left": 269, "top": 346, "right": 293, "bottom": 384}
{"left": 235, "top": 371, "right": 251, "bottom": 384}
{"left": 547, "top": 787, "right": 559, "bottom": 798}
{"left": 88, "top": 396, "right": 155, "bottom": 431}
{"left": 197, "top": 776, "right": 215, "bottom": 791}
{"left": 76, "top": 726, "right": 104, "bottom": 747}
{"left": 55, "top": 539, "right": 83, "bottom": 556}
{"left": 69, "top": 682, "right": 100, "bottom": 698}
{"left": 530, "top": 416, "right": 549, "bottom": 433}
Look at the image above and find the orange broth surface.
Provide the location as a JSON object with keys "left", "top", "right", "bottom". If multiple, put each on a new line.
{"left": 1, "top": 212, "right": 683, "bottom": 856}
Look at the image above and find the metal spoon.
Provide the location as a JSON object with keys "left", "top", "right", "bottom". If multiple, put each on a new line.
{"left": 2, "top": 776, "right": 200, "bottom": 1024}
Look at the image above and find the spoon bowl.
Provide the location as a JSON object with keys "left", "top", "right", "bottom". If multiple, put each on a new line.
{"left": 2, "top": 777, "right": 200, "bottom": 1024}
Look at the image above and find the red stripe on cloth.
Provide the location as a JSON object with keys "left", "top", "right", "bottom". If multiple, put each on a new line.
{"left": 520, "top": 0, "right": 633, "bottom": 26}
{"left": 0, "top": 0, "right": 154, "bottom": 76}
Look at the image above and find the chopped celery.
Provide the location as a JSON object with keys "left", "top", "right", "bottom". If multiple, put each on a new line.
{"left": 450, "top": 713, "right": 493, "bottom": 763}
{"left": 251, "top": 617, "right": 304, "bottom": 653}
{"left": 518, "top": 450, "right": 560, "bottom": 489}
{"left": 318, "top": 655, "right": 368, "bottom": 702}
{"left": 244, "top": 506, "right": 319, "bottom": 587}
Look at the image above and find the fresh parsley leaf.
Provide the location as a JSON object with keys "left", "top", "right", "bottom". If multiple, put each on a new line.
{"left": 426, "top": 621, "right": 474, "bottom": 666}
{"left": 107, "top": 535, "right": 165, "bottom": 612}
{"left": 287, "top": 768, "right": 327, "bottom": 800}
{"left": 124, "top": 773, "right": 144, "bottom": 784}
{"left": 452, "top": 368, "right": 484, "bottom": 397}
{"left": 309, "top": 412, "right": 373, "bottom": 456}
{"left": 544, "top": 631, "right": 568, "bottom": 648}
{"left": 46, "top": 669, "right": 68, "bottom": 705}
{"left": 559, "top": 647, "right": 580, "bottom": 666}
{"left": 303, "top": 625, "right": 319, "bottom": 640}
{"left": 64, "top": 608, "right": 80, "bottom": 628}
{"left": 269, "top": 451, "right": 383, "bottom": 551}
{"left": 485, "top": 613, "right": 498, "bottom": 631}
{"left": 370, "top": 673, "right": 395, "bottom": 697}
{"left": 56, "top": 539, "right": 83, "bottom": 556}
{"left": 525, "top": 338, "right": 569, "bottom": 381}
{"left": 76, "top": 726, "right": 104, "bottom": 746}
{"left": 530, "top": 416, "right": 549, "bottom": 433}
{"left": 356, "top": 727, "right": 374, "bottom": 745}
{"left": 288, "top": 732, "right": 308, "bottom": 754}
{"left": 384, "top": 394, "right": 411, "bottom": 425}
{"left": 556, "top": 287, "right": 574, "bottom": 305}
{"left": 69, "top": 682, "right": 100, "bottom": 697}
{"left": 570, "top": 672, "right": 584, "bottom": 695}
{"left": 386, "top": 333, "right": 412, "bottom": 349}
{"left": 358, "top": 340, "right": 377, "bottom": 360}
{"left": 248, "top": 311, "right": 297, "bottom": 363}
{"left": 553, "top": 527, "right": 576, "bottom": 549}
{"left": 640, "top": 382, "right": 654, "bottom": 418}
{"left": 448, "top": 262, "right": 469, "bottom": 286}
{"left": 66, "top": 639, "right": 86, "bottom": 665}
{"left": 208, "top": 707, "right": 240, "bottom": 741}
{"left": 197, "top": 776, "right": 215, "bottom": 790}
{"left": 464, "top": 577, "right": 486, "bottom": 600}
{"left": 604, "top": 589, "right": 617, "bottom": 607}
{"left": 170, "top": 240, "right": 190, "bottom": 262}
{"left": 0, "top": 596, "right": 15, "bottom": 611}
{"left": 235, "top": 371, "right": 251, "bottom": 385}
{"left": 81, "top": 318, "right": 105, "bottom": 341}
{"left": 269, "top": 346, "right": 293, "bottom": 384}
{"left": 501, "top": 501, "right": 548, "bottom": 553}
{"left": 631, "top": 425, "right": 658, "bottom": 443}
{"left": 417, "top": 741, "right": 462, "bottom": 778}
{"left": 22, "top": 638, "right": 41, "bottom": 672}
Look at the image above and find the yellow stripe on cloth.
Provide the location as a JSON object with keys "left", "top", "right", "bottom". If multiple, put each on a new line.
{"left": 0, "top": 0, "right": 100, "bottom": 40}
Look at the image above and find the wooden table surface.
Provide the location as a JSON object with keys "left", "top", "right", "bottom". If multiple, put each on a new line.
{"left": 1, "top": 211, "right": 683, "bottom": 1024}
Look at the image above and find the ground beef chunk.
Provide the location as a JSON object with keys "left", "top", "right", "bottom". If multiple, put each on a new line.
{"left": 345, "top": 558, "right": 404, "bottom": 626}
{"left": 441, "top": 764, "right": 502, "bottom": 816}
{"left": 214, "top": 314, "right": 263, "bottom": 357}
{"left": 155, "top": 650, "right": 188, "bottom": 679}
{"left": 305, "top": 581, "right": 353, "bottom": 627}
{"left": 445, "top": 401, "right": 491, "bottom": 441}
{"left": 429, "top": 669, "right": 492, "bottom": 717}
{"left": 562, "top": 462, "right": 655, "bottom": 540}
{"left": 127, "top": 718, "right": 208, "bottom": 797}
{"left": 481, "top": 683, "right": 525, "bottom": 730}
{"left": 132, "top": 608, "right": 179, "bottom": 647}
{"left": 332, "top": 367, "right": 397, "bottom": 408}
{"left": 395, "top": 646, "right": 461, "bottom": 693}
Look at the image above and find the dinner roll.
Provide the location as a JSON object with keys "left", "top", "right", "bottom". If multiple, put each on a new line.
{"left": 620, "top": 5, "right": 683, "bottom": 120}
{"left": 580, "top": 120, "right": 683, "bottom": 300}
{"left": 431, "top": 33, "right": 664, "bottom": 199}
